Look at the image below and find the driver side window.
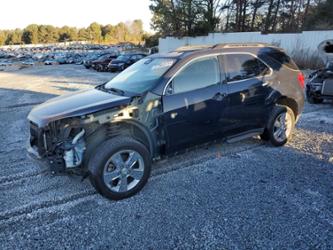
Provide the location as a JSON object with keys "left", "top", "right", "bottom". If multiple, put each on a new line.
{"left": 168, "top": 57, "right": 220, "bottom": 94}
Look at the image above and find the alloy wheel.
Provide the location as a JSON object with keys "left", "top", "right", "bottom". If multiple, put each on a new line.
{"left": 103, "top": 150, "right": 145, "bottom": 193}
{"left": 273, "top": 111, "right": 293, "bottom": 142}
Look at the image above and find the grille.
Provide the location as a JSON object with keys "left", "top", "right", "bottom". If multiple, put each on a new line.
{"left": 322, "top": 79, "right": 333, "bottom": 96}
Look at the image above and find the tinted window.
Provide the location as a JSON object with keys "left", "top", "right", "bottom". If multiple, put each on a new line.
{"left": 224, "top": 54, "right": 270, "bottom": 82}
{"left": 266, "top": 50, "right": 298, "bottom": 70}
{"left": 172, "top": 57, "right": 220, "bottom": 94}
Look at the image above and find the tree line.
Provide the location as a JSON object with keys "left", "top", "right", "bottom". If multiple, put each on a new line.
{"left": 150, "top": 0, "right": 333, "bottom": 37}
{"left": 0, "top": 20, "right": 146, "bottom": 46}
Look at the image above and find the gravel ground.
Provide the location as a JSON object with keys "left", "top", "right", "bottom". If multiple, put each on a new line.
{"left": 0, "top": 65, "right": 332, "bottom": 249}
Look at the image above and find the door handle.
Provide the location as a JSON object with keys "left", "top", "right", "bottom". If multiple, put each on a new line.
{"left": 213, "top": 92, "right": 227, "bottom": 101}
{"left": 170, "top": 112, "right": 178, "bottom": 119}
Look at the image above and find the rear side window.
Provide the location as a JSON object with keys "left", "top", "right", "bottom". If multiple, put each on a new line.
{"left": 266, "top": 50, "right": 298, "bottom": 70}
{"left": 172, "top": 57, "right": 220, "bottom": 94}
{"left": 223, "top": 54, "right": 270, "bottom": 82}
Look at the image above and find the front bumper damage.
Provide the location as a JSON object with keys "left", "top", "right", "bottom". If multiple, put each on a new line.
{"left": 27, "top": 120, "right": 86, "bottom": 173}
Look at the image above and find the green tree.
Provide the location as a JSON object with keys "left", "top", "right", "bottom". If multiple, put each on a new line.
{"left": 78, "top": 28, "right": 90, "bottom": 41}
{"left": 87, "top": 22, "right": 102, "bottom": 42}
{"left": 150, "top": 0, "right": 216, "bottom": 37}
{"left": 143, "top": 33, "right": 159, "bottom": 47}
{"left": 113, "top": 22, "right": 130, "bottom": 43}
{"left": 304, "top": 0, "right": 333, "bottom": 30}
{"left": 102, "top": 24, "right": 117, "bottom": 43}
{"left": 59, "top": 26, "right": 78, "bottom": 42}
{"left": 1, "top": 19, "right": 146, "bottom": 45}
{"left": 0, "top": 31, "right": 8, "bottom": 45}
{"left": 22, "top": 24, "right": 39, "bottom": 44}
{"left": 37, "top": 25, "right": 59, "bottom": 43}
{"left": 128, "top": 20, "right": 144, "bottom": 44}
{"left": 150, "top": 0, "right": 185, "bottom": 37}
{"left": 5, "top": 29, "right": 23, "bottom": 45}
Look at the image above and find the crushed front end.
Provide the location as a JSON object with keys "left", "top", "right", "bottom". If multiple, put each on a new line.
{"left": 27, "top": 118, "right": 87, "bottom": 173}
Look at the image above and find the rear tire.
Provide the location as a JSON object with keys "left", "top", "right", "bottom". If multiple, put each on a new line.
{"left": 265, "top": 105, "right": 295, "bottom": 147}
{"left": 88, "top": 136, "right": 151, "bottom": 200}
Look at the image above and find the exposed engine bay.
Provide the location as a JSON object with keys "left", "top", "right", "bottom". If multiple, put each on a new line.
{"left": 29, "top": 119, "right": 88, "bottom": 172}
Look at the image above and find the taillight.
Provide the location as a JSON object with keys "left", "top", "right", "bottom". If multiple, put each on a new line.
{"left": 297, "top": 72, "right": 305, "bottom": 89}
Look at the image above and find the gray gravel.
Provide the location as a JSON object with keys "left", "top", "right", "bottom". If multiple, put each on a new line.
{"left": 0, "top": 65, "right": 332, "bottom": 249}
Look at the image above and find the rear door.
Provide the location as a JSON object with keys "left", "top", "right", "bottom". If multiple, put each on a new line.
{"left": 221, "top": 53, "right": 273, "bottom": 135}
{"left": 162, "top": 56, "right": 228, "bottom": 152}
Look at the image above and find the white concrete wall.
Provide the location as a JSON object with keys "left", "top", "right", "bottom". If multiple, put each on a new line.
{"left": 159, "top": 30, "right": 333, "bottom": 54}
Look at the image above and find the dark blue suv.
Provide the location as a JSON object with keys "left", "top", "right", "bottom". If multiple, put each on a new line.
{"left": 27, "top": 43, "right": 305, "bottom": 200}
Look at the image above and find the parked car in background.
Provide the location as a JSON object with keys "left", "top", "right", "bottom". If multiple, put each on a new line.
{"left": 44, "top": 59, "right": 58, "bottom": 65}
{"left": 108, "top": 53, "right": 147, "bottom": 72}
{"left": 83, "top": 53, "right": 106, "bottom": 69}
{"left": 91, "top": 52, "right": 119, "bottom": 72}
{"left": 0, "top": 44, "right": 125, "bottom": 69}
{"left": 306, "top": 62, "right": 333, "bottom": 103}
{"left": 21, "top": 59, "right": 35, "bottom": 66}
{"left": 27, "top": 43, "right": 304, "bottom": 200}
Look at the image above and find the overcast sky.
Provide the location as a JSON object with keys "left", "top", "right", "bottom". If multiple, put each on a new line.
{"left": 0, "top": 0, "right": 153, "bottom": 31}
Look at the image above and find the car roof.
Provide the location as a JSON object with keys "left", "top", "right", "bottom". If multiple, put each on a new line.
{"left": 149, "top": 43, "right": 283, "bottom": 60}
{"left": 120, "top": 53, "right": 146, "bottom": 56}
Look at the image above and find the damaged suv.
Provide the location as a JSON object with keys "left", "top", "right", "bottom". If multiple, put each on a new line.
{"left": 307, "top": 62, "right": 333, "bottom": 103}
{"left": 27, "top": 43, "right": 304, "bottom": 200}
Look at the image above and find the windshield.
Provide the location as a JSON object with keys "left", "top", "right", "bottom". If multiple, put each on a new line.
{"left": 105, "top": 58, "right": 176, "bottom": 94}
{"left": 116, "top": 55, "right": 130, "bottom": 61}
{"left": 98, "top": 54, "right": 111, "bottom": 60}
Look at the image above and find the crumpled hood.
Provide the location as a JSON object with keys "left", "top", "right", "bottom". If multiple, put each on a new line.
{"left": 28, "top": 88, "right": 131, "bottom": 127}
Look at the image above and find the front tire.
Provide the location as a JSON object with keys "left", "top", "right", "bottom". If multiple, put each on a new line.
{"left": 265, "top": 105, "right": 295, "bottom": 147}
{"left": 88, "top": 136, "right": 151, "bottom": 200}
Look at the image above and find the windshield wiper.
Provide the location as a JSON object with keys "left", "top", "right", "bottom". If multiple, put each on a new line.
{"left": 108, "top": 87, "right": 125, "bottom": 96}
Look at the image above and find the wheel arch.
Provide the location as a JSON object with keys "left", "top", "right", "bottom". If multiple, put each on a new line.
{"left": 118, "top": 120, "right": 157, "bottom": 157}
{"left": 83, "top": 120, "right": 157, "bottom": 168}
{"left": 276, "top": 96, "right": 299, "bottom": 119}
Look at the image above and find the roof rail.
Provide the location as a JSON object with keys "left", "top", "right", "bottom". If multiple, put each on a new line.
{"left": 174, "top": 43, "right": 273, "bottom": 52}
{"left": 175, "top": 45, "right": 213, "bottom": 52}
{"left": 212, "top": 43, "right": 271, "bottom": 49}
